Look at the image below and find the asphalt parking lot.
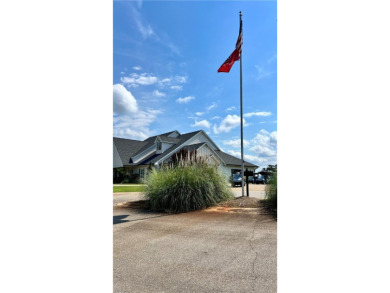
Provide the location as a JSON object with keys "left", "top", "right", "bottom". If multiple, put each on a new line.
{"left": 113, "top": 183, "right": 276, "bottom": 293}
{"left": 230, "top": 183, "right": 266, "bottom": 199}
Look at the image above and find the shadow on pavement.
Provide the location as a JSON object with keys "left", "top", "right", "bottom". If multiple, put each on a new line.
{"left": 113, "top": 207, "right": 173, "bottom": 225}
{"left": 113, "top": 215, "right": 129, "bottom": 225}
{"left": 124, "top": 214, "right": 171, "bottom": 223}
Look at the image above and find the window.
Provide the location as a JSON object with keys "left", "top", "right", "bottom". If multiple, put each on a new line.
{"left": 157, "top": 140, "right": 162, "bottom": 151}
{"left": 139, "top": 168, "right": 145, "bottom": 179}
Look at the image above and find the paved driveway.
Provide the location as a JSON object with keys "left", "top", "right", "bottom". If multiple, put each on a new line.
{"left": 113, "top": 203, "right": 277, "bottom": 293}
{"left": 113, "top": 192, "right": 145, "bottom": 205}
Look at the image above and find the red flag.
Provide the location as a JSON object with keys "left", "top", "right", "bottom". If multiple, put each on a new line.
{"left": 218, "top": 18, "right": 243, "bottom": 73}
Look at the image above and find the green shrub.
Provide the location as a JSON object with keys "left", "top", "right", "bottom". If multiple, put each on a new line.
{"left": 143, "top": 160, "right": 233, "bottom": 213}
{"left": 265, "top": 172, "right": 277, "bottom": 210}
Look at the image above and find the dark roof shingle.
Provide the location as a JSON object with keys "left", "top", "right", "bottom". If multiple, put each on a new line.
{"left": 113, "top": 130, "right": 258, "bottom": 168}
{"left": 215, "top": 150, "right": 258, "bottom": 168}
{"left": 113, "top": 137, "right": 148, "bottom": 165}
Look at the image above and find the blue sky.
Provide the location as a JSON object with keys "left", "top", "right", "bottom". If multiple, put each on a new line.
{"left": 113, "top": 0, "right": 277, "bottom": 170}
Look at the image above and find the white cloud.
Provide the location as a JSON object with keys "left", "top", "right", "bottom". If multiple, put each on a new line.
{"left": 227, "top": 150, "right": 241, "bottom": 157}
{"left": 269, "top": 131, "right": 277, "bottom": 144}
{"left": 130, "top": 5, "right": 156, "bottom": 40}
{"left": 114, "top": 128, "right": 148, "bottom": 141}
{"left": 251, "top": 129, "right": 277, "bottom": 149}
{"left": 213, "top": 115, "right": 244, "bottom": 134}
{"left": 121, "top": 73, "right": 159, "bottom": 87}
{"left": 153, "top": 90, "right": 166, "bottom": 97}
{"left": 211, "top": 116, "right": 222, "bottom": 120}
{"left": 113, "top": 83, "right": 162, "bottom": 141}
{"left": 129, "top": 3, "right": 181, "bottom": 56}
{"left": 250, "top": 146, "right": 276, "bottom": 157}
{"left": 191, "top": 119, "right": 211, "bottom": 129}
{"left": 113, "top": 84, "right": 138, "bottom": 115}
{"left": 223, "top": 129, "right": 277, "bottom": 170}
{"left": 195, "top": 112, "right": 204, "bottom": 116}
{"left": 244, "top": 154, "right": 269, "bottom": 165}
{"left": 250, "top": 129, "right": 277, "bottom": 157}
{"left": 255, "top": 65, "right": 272, "bottom": 80}
{"left": 160, "top": 78, "right": 171, "bottom": 84}
{"left": 175, "top": 75, "right": 187, "bottom": 83}
{"left": 120, "top": 72, "right": 187, "bottom": 90}
{"left": 223, "top": 139, "right": 249, "bottom": 148}
{"left": 226, "top": 106, "right": 237, "bottom": 112}
{"left": 113, "top": 109, "right": 162, "bottom": 141}
{"left": 176, "top": 96, "right": 195, "bottom": 104}
{"left": 267, "top": 53, "right": 277, "bottom": 64}
{"left": 206, "top": 102, "right": 217, "bottom": 111}
{"left": 244, "top": 111, "right": 272, "bottom": 118}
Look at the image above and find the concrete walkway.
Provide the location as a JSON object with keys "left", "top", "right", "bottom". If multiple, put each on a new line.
{"left": 113, "top": 192, "right": 145, "bottom": 205}
{"left": 113, "top": 184, "right": 267, "bottom": 206}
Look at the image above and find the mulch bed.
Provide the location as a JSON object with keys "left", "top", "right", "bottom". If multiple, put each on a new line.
{"left": 116, "top": 197, "right": 276, "bottom": 217}
{"left": 116, "top": 197, "right": 261, "bottom": 209}
{"left": 216, "top": 196, "right": 262, "bottom": 208}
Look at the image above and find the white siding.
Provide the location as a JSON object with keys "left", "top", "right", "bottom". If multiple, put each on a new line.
{"left": 156, "top": 141, "right": 174, "bottom": 155}
{"left": 197, "top": 144, "right": 214, "bottom": 157}
{"left": 197, "top": 145, "right": 223, "bottom": 165}
{"left": 219, "top": 165, "right": 233, "bottom": 180}
{"left": 186, "top": 132, "right": 219, "bottom": 150}
{"left": 168, "top": 131, "right": 180, "bottom": 138}
{"left": 161, "top": 142, "right": 174, "bottom": 152}
{"left": 113, "top": 144, "right": 123, "bottom": 168}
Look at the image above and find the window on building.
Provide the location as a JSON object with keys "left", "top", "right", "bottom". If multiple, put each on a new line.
{"left": 139, "top": 168, "right": 145, "bottom": 179}
{"left": 157, "top": 140, "right": 162, "bottom": 151}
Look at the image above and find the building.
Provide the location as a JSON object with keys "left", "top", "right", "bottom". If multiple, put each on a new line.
{"left": 113, "top": 130, "right": 258, "bottom": 181}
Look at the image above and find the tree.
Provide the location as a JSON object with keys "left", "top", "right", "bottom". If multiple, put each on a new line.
{"left": 262, "top": 164, "right": 277, "bottom": 173}
{"left": 260, "top": 164, "right": 277, "bottom": 183}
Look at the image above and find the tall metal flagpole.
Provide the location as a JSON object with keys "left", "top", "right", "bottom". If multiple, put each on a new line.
{"left": 239, "top": 11, "right": 245, "bottom": 197}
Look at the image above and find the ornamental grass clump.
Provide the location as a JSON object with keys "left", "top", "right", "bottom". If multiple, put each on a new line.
{"left": 265, "top": 172, "right": 277, "bottom": 210}
{"left": 144, "top": 153, "right": 232, "bottom": 213}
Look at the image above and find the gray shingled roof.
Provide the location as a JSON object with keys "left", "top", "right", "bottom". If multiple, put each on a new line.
{"left": 113, "top": 130, "right": 258, "bottom": 168}
{"left": 214, "top": 150, "right": 258, "bottom": 168}
{"left": 159, "top": 136, "right": 180, "bottom": 143}
{"left": 137, "top": 131, "right": 204, "bottom": 165}
{"left": 181, "top": 142, "right": 206, "bottom": 152}
{"left": 113, "top": 137, "right": 148, "bottom": 165}
{"left": 131, "top": 130, "right": 201, "bottom": 158}
{"left": 143, "top": 130, "right": 179, "bottom": 143}
{"left": 138, "top": 142, "right": 207, "bottom": 165}
{"left": 114, "top": 130, "right": 203, "bottom": 166}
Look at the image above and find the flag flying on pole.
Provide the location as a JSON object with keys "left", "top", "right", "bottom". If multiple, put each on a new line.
{"left": 217, "top": 18, "right": 243, "bottom": 73}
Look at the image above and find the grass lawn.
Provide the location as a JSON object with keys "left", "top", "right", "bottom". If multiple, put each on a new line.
{"left": 113, "top": 185, "right": 146, "bottom": 193}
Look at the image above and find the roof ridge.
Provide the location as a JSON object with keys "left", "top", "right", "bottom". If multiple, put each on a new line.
{"left": 113, "top": 136, "right": 142, "bottom": 142}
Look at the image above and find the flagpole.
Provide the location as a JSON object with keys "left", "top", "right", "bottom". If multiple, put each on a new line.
{"left": 239, "top": 11, "right": 245, "bottom": 197}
